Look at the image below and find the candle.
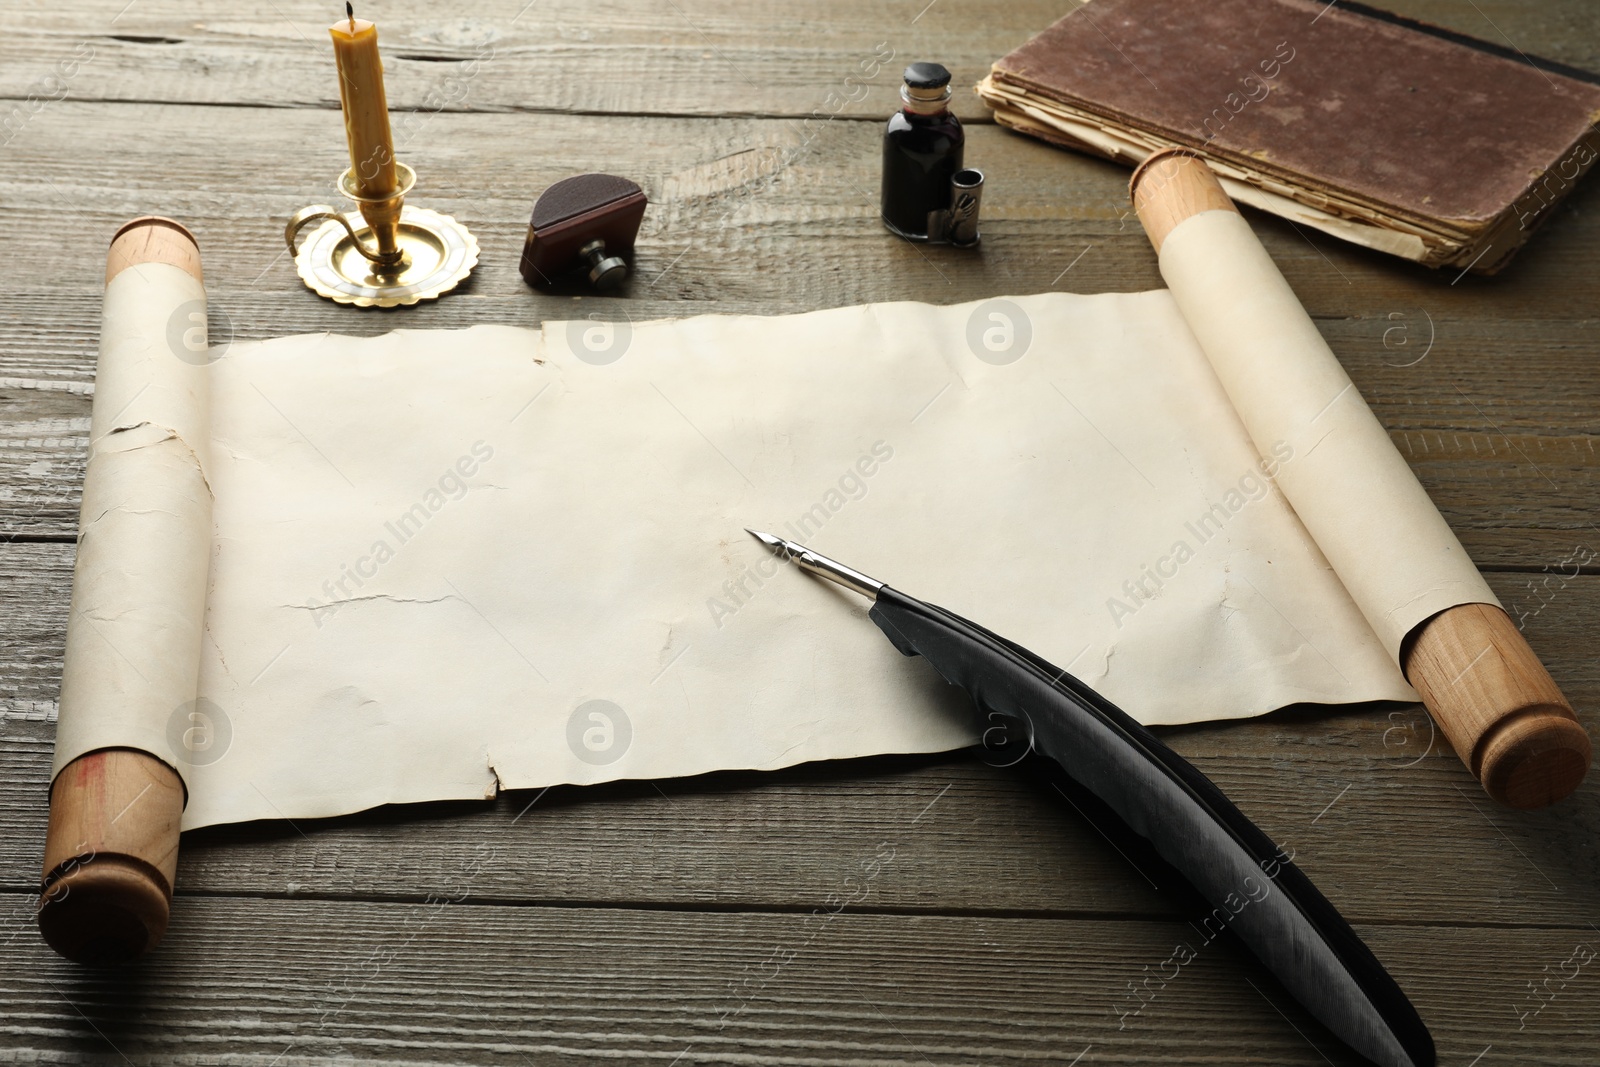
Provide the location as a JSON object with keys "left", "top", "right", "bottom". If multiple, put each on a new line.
{"left": 329, "top": 4, "right": 397, "bottom": 200}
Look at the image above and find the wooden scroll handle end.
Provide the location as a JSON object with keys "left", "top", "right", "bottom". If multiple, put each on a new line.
{"left": 39, "top": 749, "right": 184, "bottom": 965}
{"left": 1129, "top": 149, "right": 1238, "bottom": 255}
{"left": 107, "top": 216, "right": 201, "bottom": 286}
{"left": 1404, "top": 603, "right": 1591, "bottom": 809}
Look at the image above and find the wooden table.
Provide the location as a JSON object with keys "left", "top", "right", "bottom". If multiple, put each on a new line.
{"left": 3, "top": 1, "right": 1597, "bottom": 1063}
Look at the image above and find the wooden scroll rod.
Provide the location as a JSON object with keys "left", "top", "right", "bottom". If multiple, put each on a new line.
{"left": 37, "top": 217, "right": 195, "bottom": 964}
{"left": 1129, "top": 150, "right": 1590, "bottom": 809}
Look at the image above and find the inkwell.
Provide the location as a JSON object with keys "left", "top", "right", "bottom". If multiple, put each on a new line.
{"left": 880, "top": 62, "right": 983, "bottom": 246}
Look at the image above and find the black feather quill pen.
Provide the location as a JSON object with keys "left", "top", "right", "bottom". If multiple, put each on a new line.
{"left": 747, "top": 529, "right": 1434, "bottom": 1067}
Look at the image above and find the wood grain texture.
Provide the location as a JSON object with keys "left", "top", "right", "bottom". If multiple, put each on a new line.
{"left": 2, "top": 897, "right": 1598, "bottom": 1066}
{"left": 104, "top": 216, "right": 200, "bottom": 284}
{"left": 0, "top": 0, "right": 1595, "bottom": 121}
{"left": 1, "top": 560, "right": 1594, "bottom": 931}
{"left": 1130, "top": 149, "right": 1237, "bottom": 253}
{"left": 1406, "top": 603, "right": 1590, "bottom": 808}
{"left": 1, "top": 106, "right": 1598, "bottom": 558}
{"left": 38, "top": 749, "right": 185, "bottom": 964}
{"left": 2, "top": 0, "right": 1598, "bottom": 1059}
{"left": 0, "top": 0, "right": 1027, "bottom": 123}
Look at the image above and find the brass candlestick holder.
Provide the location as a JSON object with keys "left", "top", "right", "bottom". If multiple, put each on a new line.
{"left": 286, "top": 161, "right": 478, "bottom": 307}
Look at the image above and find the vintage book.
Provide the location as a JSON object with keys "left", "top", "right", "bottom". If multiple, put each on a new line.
{"left": 976, "top": 0, "right": 1600, "bottom": 273}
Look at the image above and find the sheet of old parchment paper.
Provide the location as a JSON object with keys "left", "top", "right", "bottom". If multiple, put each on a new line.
{"left": 213, "top": 290, "right": 1426, "bottom": 826}
{"left": 62, "top": 266, "right": 1482, "bottom": 829}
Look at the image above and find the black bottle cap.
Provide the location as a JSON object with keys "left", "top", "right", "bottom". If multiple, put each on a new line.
{"left": 903, "top": 62, "right": 952, "bottom": 90}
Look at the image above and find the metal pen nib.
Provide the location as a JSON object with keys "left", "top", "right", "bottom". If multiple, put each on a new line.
{"left": 745, "top": 529, "right": 884, "bottom": 601}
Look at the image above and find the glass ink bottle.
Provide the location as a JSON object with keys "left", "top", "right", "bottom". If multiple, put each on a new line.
{"left": 880, "top": 62, "right": 965, "bottom": 241}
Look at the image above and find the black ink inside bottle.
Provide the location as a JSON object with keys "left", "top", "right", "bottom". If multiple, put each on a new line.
{"left": 880, "top": 62, "right": 964, "bottom": 241}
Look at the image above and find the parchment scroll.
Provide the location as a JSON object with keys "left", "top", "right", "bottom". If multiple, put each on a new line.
{"left": 52, "top": 231, "right": 1493, "bottom": 829}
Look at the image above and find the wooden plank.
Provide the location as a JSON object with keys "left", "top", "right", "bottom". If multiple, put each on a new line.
{"left": 0, "top": 0, "right": 1032, "bottom": 123}
{"left": 3, "top": 715, "right": 1593, "bottom": 929}
{"left": 3, "top": 0, "right": 1596, "bottom": 1061}
{"left": 1, "top": 896, "right": 1595, "bottom": 1066}
{"left": 1, "top": 106, "right": 1597, "bottom": 318}
{"left": 2, "top": 541, "right": 1595, "bottom": 927}
{"left": 0, "top": 0, "right": 1594, "bottom": 120}
{"left": 1, "top": 105, "right": 1598, "bottom": 549}
{"left": 0, "top": 543, "right": 68, "bottom": 722}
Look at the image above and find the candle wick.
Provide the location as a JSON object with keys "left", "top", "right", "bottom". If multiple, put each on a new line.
{"left": 346, "top": 1, "right": 354, "bottom": 30}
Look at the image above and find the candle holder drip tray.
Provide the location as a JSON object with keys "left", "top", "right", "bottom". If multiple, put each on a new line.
{"left": 286, "top": 162, "right": 478, "bottom": 307}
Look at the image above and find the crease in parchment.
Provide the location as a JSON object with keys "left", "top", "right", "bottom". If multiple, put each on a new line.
{"left": 284, "top": 593, "right": 460, "bottom": 612}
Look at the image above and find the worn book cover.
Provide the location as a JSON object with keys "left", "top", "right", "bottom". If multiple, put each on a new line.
{"left": 977, "top": 0, "right": 1600, "bottom": 272}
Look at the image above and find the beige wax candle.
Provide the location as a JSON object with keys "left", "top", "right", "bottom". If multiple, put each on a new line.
{"left": 329, "top": 6, "right": 397, "bottom": 199}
